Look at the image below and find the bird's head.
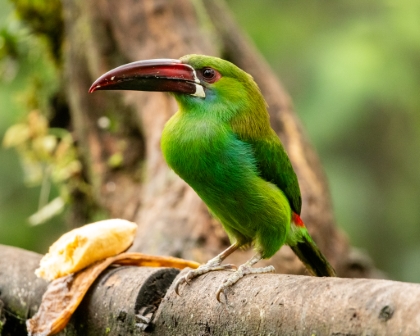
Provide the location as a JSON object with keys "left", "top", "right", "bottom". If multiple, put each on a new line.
{"left": 89, "top": 54, "right": 267, "bottom": 122}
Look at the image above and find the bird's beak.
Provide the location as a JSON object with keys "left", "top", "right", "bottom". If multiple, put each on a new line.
{"left": 88, "top": 59, "right": 205, "bottom": 98}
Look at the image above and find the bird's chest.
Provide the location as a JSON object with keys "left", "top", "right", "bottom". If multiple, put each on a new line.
{"left": 161, "top": 114, "right": 254, "bottom": 188}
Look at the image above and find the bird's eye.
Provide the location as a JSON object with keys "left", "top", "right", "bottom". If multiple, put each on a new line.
{"left": 199, "top": 67, "right": 221, "bottom": 83}
{"left": 202, "top": 68, "right": 215, "bottom": 79}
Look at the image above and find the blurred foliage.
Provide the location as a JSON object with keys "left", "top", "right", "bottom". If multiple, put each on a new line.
{"left": 227, "top": 0, "right": 420, "bottom": 282}
{"left": 3, "top": 110, "right": 82, "bottom": 225}
{"left": 10, "top": 0, "right": 63, "bottom": 61}
{"left": 0, "top": 0, "right": 67, "bottom": 251}
{"left": 1, "top": 0, "right": 420, "bottom": 283}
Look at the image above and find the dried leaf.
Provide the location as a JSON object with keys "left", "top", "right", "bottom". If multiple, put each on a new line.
{"left": 113, "top": 252, "right": 201, "bottom": 269}
{"left": 27, "top": 252, "right": 200, "bottom": 336}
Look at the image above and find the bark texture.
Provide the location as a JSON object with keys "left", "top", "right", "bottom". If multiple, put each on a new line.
{"left": 66, "top": 267, "right": 179, "bottom": 335}
{"left": 1, "top": 244, "right": 419, "bottom": 336}
{"left": 0, "top": 299, "right": 5, "bottom": 335}
{"left": 0, "top": 246, "right": 48, "bottom": 335}
{"left": 155, "top": 269, "right": 420, "bottom": 336}
{"left": 61, "top": 0, "right": 376, "bottom": 279}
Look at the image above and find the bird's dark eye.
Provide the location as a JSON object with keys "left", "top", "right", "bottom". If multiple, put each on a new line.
{"left": 202, "top": 68, "right": 215, "bottom": 79}
{"left": 199, "top": 67, "right": 221, "bottom": 84}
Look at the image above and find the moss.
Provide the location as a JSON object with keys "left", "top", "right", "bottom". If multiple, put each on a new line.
{"left": 11, "top": 0, "right": 63, "bottom": 62}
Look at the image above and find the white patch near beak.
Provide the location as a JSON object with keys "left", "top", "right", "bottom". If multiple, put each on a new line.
{"left": 190, "top": 68, "right": 205, "bottom": 98}
{"left": 192, "top": 84, "right": 205, "bottom": 98}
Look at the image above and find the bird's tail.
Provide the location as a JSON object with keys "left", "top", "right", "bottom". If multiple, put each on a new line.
{"left": 289, "top": 213, "right": 336, "bottom": 277}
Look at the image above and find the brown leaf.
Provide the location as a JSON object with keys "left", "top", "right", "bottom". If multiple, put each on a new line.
{"left": 27, "top": 252, "right": 200, "bottom": 336}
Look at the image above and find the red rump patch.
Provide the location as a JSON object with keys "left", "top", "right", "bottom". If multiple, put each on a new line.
{"left": 292, "top": 213, "right": 305, "bottom": 227}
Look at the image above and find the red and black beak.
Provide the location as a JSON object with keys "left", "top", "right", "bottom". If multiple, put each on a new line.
{"left": 89, "top": 59, "right": 205, "bottom": 98}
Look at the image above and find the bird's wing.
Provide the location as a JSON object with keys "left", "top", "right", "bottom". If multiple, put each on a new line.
{"left": 248, "top": 131, "right": 302, "bottom": 215}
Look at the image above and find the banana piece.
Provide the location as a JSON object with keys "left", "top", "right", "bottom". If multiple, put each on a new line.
{"left": 35, "top": 219, "right": 137, "bottom": 281}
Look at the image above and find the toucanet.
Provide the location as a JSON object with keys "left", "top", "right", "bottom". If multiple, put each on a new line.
{"left": 90, "top": 55, "right": 336, "bottom": 301}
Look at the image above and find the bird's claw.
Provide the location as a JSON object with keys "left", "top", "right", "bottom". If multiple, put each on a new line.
{"left": 174, "top": 275, "right": 190, "bottom": 295}
{"left": 174, "top": 270, "right": 197, "bottom": 295}
{"left": 174, "top": 278, "right": 183, "bottom": 295}
{"left": 173, "top": 263, "right": 238, "bottom": 296}
{"left": 216, "top": 286, "right": 227, "bottom": 303}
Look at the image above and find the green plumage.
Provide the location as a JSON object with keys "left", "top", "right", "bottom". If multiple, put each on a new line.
{"left": 161, "top": 55, "right": 332, "bottom": 275}
{"left": 162, "top": 107, "right": 291, "bottom": 258}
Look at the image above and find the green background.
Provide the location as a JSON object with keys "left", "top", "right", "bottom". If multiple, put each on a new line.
{"left": 1, "top": 0, "right": 419, "bottom": 282}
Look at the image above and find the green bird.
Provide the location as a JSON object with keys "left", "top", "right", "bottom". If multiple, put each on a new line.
{"left": 90, "top": 54, "right": 336, "bottom": 300}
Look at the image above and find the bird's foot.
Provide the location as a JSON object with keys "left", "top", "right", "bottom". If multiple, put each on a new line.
{"left": 216, "top": 264, "right": 275, "bottom": 302}
{"left": 174, "top": 259, "right": 237, "bottom": 295}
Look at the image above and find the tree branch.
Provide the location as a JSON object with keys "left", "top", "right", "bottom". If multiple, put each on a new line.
{"left": 0, "top": 244, "right": 418, "bottom": 335}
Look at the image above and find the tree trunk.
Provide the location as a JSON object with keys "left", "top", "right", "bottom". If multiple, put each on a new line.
{"left": 60, "top": 0, "right": 377, "bottom": 279}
